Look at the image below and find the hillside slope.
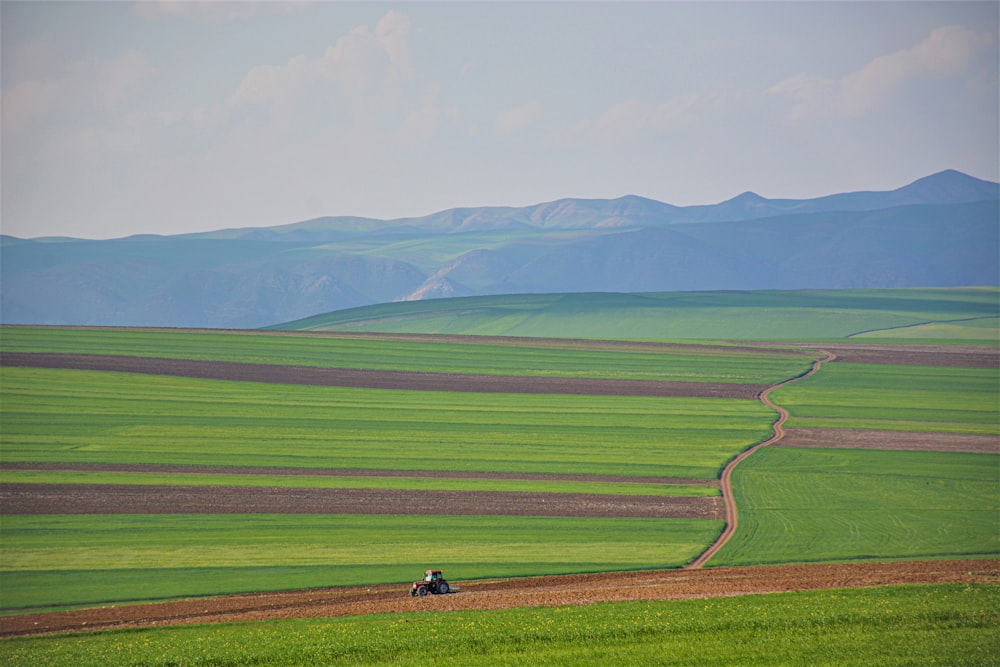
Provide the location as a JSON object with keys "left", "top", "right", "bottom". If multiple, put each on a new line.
{"left": 272, "top": 287, "right": 1000, "bottom": 341}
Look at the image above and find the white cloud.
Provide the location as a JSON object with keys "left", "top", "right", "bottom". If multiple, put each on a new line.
{"left": 234, "top": 11, "right": 412, "bottom": 116}
{"left": 496, "top": 100, "right": 540, "bottom": 136}
{"left": 769, "top": 25, "right": 996, "bottom": 118}
{"left": 2, "top": 49, "right": 153, "bottom": 133}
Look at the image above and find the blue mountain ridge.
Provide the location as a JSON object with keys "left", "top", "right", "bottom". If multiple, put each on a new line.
{"left": 2, "top": 170, "right": 997, "bottom": 328}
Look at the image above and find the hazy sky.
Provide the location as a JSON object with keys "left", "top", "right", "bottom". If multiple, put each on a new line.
{"left": 2, "top": 1, "right": 997, "bottom": 239}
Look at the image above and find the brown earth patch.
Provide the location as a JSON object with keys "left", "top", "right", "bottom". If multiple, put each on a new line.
{"left": 0, "top": 462, "right": 717, "bottom": 488}
{"left": 0, "top": 483, "right": 722, "bottom": 519}
{"left": 761, "top": 342, "right": 999, "bottom": 368}
{"left": 780, "top": 428, "right": 1000, "bottom": 454}
{"left": 2, "top": 559, "right": 996, "bottom": 637}
{"left": 0, "top": 353, "right": 766, "bottom": 399}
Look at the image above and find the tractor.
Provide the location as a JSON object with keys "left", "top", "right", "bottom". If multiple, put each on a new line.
{"left": 410, "top": 569, "right": 451, "bottom": 596}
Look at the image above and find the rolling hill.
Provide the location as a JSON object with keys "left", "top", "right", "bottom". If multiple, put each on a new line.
{"left": 2, "top": 170, "right": 997, "bottom": 329}
{"left": 269, "top": 287, "right": 1000, "bottom": 340}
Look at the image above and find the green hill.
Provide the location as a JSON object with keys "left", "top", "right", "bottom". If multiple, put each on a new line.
{"left": 270, "top": 287, "right": 1000, "bottom": 341}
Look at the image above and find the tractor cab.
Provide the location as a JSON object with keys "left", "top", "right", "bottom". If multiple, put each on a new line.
{"left": 410, "top": 569, "right": 450, "bottom": 596}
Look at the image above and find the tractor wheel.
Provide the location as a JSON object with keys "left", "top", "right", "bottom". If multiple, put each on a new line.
{"left": 418, "top": 586, "right": 428, "bottom": 596}
{"left": 410, "top": 588, "right": 418, "bottom": 597}
{"left": 437, "top": 581, "right": 450, "bottom": 594}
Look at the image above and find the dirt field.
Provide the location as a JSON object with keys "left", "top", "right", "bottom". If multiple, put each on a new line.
{"left": 773, "top": 342, "right": 998, "bottom": 368}
{"left": 0, "top": 483, "right": 722, "bottom": 519}
{"left": 781, "top": 428, "right": 1000, "bottom": 454}
{"left": 2, "top": 559, "right": 995, "bottom": 637}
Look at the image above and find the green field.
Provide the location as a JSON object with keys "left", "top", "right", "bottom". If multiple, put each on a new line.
{"left": 1, "top": 367, "right": 773, "bottom": 478}
{"left": 0, "top": 325, "right": 814, "bottom": 384}
{"left": 2, "top": 288, "right": 999, "bottom": 648}
{"left": 1, "top": 585, "right": 996, "bottom": 666}
{"left": 712, "top": 446, "right": 1000, "bottom": 566}
{"left": 0, "top": 514, "right": 722, "bottom": 610}
{"left": 273, "top": 287, "right": 1000, "bottom": 340}
{"left": 773, "top": 362, "right": 999, "bottom": 434}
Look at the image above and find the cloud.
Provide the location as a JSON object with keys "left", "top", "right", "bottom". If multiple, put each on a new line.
{"left": 496, "top": 100, "right": 540, "bottom": 136}
{"left": 234, "top": 11, "right": 411, "bottom": 112}
{"left": 132, "top": 1, "right": 314, "bottom": 23}
{"left": 2, "top": 49, "right": 153, "bottom": 132}
{"left": 769, "top": 25, "right": 996, "bottom": 118}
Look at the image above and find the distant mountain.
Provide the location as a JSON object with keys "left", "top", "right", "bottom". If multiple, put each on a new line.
{"left": 2, "top": 170, "right": 997, "bottom": 328}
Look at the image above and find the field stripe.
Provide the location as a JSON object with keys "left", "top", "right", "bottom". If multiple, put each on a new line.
{"left": 0, "top": 352, "right": 766, "bottom": 398}
{"left": 0, "top": 483, "right": 723, "bottom": 519}
{"left": 0, "top": 462, "right": 718, "bottom": 488}
{"left": 779, "top": 428, "right": 1000, "bottom": 454}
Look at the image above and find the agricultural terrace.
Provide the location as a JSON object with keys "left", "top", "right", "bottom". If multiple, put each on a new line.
{"left": 0, "top": 327, "right": 807, "bottom": 611}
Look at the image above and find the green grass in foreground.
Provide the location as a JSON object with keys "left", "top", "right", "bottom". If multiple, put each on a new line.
{"left": 2, "top": 368, "right": 773, "bottom": 478}
{"left": 0, "top": 515, "right": 721, "bottom": 611}
{"left": 1, "top": 584, "right": 996, "bottom": 666}
{"left": 713, "top": 447, "right": 1000, "bottom": 566}
{"left": 773, "top": 362, "right": 999, "bottom": 434}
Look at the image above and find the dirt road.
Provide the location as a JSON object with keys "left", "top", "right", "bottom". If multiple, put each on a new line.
{"left": 686, "top": 350, "right": 837, "bottom": 568}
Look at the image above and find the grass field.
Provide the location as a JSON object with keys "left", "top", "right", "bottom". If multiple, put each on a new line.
{"left": 712, "top": 446, "right": 1000, "bottom": 566}
{"left": 1, "top": 367, "right": 773, "bottom": 478}
{"left": 1, "top": 584, "right": 996, "bottom": 666}
{"left": 272, "top": 287, "right": 1000, "bottom": 340}
{"left": 0, "top": 514, "right": 721, "bottom": 610}
{"left": 0, "top": 325, "right": 815, "bottom": 384}
{"left": 772, "top": 363, "right": 999, "bottom": 434}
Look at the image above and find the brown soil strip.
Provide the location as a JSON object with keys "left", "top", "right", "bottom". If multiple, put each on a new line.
{"left": 2, "top": 559, "right": 995, "bottom": 637}
{"left": 780, "top": 428, "right": 1000, "bottom": 454}
{"left": 686, "top": 350, "right": 837, "bottom": 569}
{"left": 761, "top": 342, "right": 999, "bottom": 368}
{"left": 0, "top": 353, "right": 766, "bottom": 399}
{"left": 0, "top": 483, "right": 722, "bottom": 519}
{"left": 0, "top": 462, "right": 717, "bottom": 488}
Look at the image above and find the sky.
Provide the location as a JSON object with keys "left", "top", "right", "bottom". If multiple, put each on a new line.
{"left": 2, "top": 1, "right": 997, "bottom": 240}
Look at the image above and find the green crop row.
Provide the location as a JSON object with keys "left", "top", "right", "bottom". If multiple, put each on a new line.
{"left": 713, "top": 446, "right": 1000, "bottom": 566}
{"left": 774, "top": 362, "right": 999, "bottom": 434}
{"left": 2, "top": 584, "right": 996, "bottom": 666}
{"left": 0, "top": 326, "right": 815, "bottom": 384}
{"left": 2, "top": 367, "right": 773, "bottom": 479}
{"left": 0, "top": 514, "right": 722, "bottom": 610}
{"left": 0, "top": 470, "right": 718, "bottom": 497}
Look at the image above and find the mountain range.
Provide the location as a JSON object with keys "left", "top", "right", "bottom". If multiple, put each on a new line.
{"left": 2, "top": 169, "right": 997, "bottom": 329}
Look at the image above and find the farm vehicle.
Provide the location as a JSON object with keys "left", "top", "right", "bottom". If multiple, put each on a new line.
{"left": 410, "top": 569, "right": 453, "bottom": 596}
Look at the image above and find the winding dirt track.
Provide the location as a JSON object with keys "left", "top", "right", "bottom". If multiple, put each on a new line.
{"left": 686, "top": 350, "right": 837, "bottom": 569}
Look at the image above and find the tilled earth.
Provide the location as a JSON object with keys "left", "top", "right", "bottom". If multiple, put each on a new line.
{"left": 3, "top": 559, "right": 996, "bottom": 637}
{"left": 781, "top": 428, "right": 1000, "bottom": 454}
{"left": 0, "top": 483, "right": 722, "bottom": 519}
